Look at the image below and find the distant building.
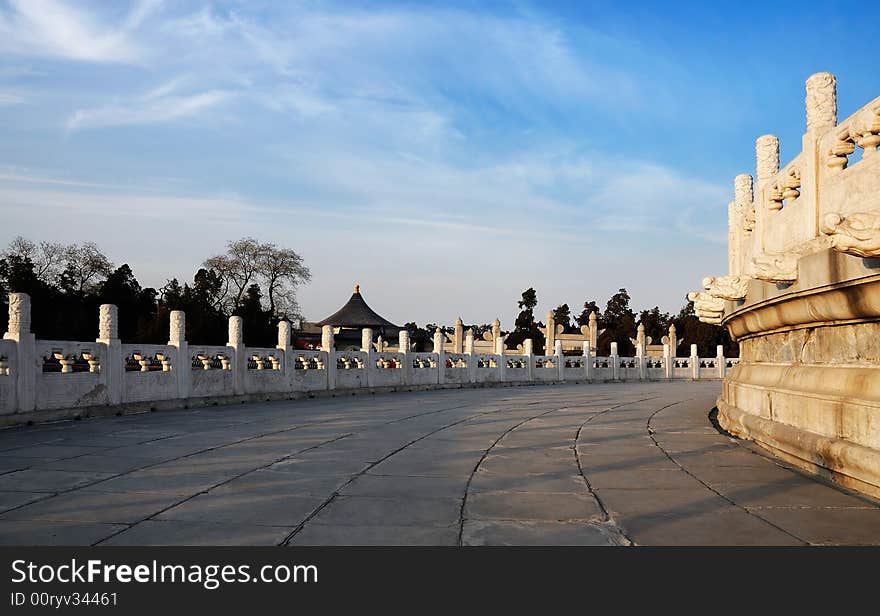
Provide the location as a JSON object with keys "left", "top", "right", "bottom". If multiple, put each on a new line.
{"left": 299, "top": 284, "right": 401, "bottom": 350}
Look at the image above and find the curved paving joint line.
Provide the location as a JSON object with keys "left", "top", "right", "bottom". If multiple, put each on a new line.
{"left": 645, "top": 402, "right": 807, "bottom": 545}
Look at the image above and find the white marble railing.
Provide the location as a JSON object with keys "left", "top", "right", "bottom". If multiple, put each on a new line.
{"left": 693, "top": 73, "right": 880, "bottom": 321}
{"left": 0, "top": 295, "right": 732, "bottom": 419}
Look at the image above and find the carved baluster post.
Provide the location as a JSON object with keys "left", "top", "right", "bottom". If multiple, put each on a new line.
{"left": 433, "top": 330, "right": 445, "bottom": 386}
{"left": 635, "top": 323, "right": 647, "bottom": 381}
{"left": 453, "top": 317, "right": 464, "bottom": 354}
{"left": 802, "top": 72, "right": 838, "bottom": 236}
{"left": 555, "top": 340, "right": 564, "bottom": 382}
{"left": 690, "top": 344, "right": 699, "bottom": 380}
{"left": 464, "top": 330, "right": 476, "bottom": 384}
{"left": 755, "top": 134, "right": 780, "bottom": 249}
{"left": 226, "top": 316, "right": 245, "bottom": 395}
{"left": 3, "top": 293, "right": 35, "bottom": 413}
{"left": 610, "top": 342, "right": 619, "bottom": 381}
{"left": 733, "top": 174, "right": 755, "bottom": 278}
{"left": 523, "top": 338, "right": 534, "bottom": 382}
{"left": 361, "top": 328, "right": 374, "bottom": 388}
{"left": 663, "top": 343, "right": 672, "bottom": 380}
{"left": 399, "top": 329, "right": 411, "bottom": 386}
{"left": 321, "top": 325, "right": 335, "bottom": 391}
{"left": 588, "top": 311, "right": 599, "bottom": 353}
{"left": 166, "top": 310, "right": 189, "bottom": 400}
{"left": 276, "top": 320, "right": 291, "bottom": 377}
{"left": 95, "top": 304, "right": 122, "bottom": 405}
{"left": 583, "top": 340, "right": 592, "bottom": 382}
{"left": 717, "top": 344, "right": 725, "bottom": 379}
{"left": 494, "top": 329, "right": 506, "bottom": 383}
{"left": 545, "top": 311, "right": 556, "bottom": 355}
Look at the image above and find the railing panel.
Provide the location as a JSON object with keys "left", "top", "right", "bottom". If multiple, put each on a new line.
{"left": 592, "top": 356, "right": 613, "bottom": 381}
{"left": 120, "top": 342, "right": 177, "bottom": 403}
{"left": 292, "top": 350, "right": 328, "bottom": 392}
{"left": 474, "top": 354, "right": 500, "bottom": 383}
{"left": 190, "top": 345, "right": 235, "bottom": 398}
{"left": 34, "top": 340, "right": 105, "bottom": 410}
{"left": 372, "top": 352, "right": 405, "bottom": 387}
{"left": 410, "top": 352, "right": 438, "bottom": 386}
{"left": 0, "top": 339, "right": 16, "bottom": 415}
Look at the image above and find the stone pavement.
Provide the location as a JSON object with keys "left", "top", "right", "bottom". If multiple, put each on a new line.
{"left": 0, "top": 382, "right": 878, "bottom": 546}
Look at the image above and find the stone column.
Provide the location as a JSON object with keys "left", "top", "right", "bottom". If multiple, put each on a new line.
{"left": 227, "top": 316, "right": 245, "bottom": 395}
{"left": 321, "top": 324, "right": 335, "bottom": 390}
{"left": 610, "top": 342, "right": 619, "bottom": 381}
{"left": 361, "top": 328, "right": 374, "bottom": 388}
{"left": 545, "top": 311, "right": 556, "bottom": 354}
{"left": 583, "top": 340, "right": 592, "bottom": 382}
{"left": 3, "top": 293, "right": 35, "bottom": 413}
{"left": 96, "top": 304, "right": 123, "bottom": 405}
{"left": 495, "top": 332, "right": 506, "bottom": 383}
{"left": 555, "top": 339, "right": 564, "bottom": 381}
{"left": 635, "top": 324, "right": 647, "bottom": 381}
{"left": 166, "top": 310, "right": 190, "bottom": 400}
{"left": 588, "top": 311, "right": 599, "bottom": 353}
{"left": 361, "top": 328, "right": 373, "bottom": 353}
{"left": 276, "top": 320, "right": 291, "bottom": 377}
{"left": 690, "top": 344, "right": 700, "bottom": 380}
{"left": 717, "top": 344, "right": 726, "bottom": 379}
{"left": 755, "top": 134, "right": 780, "bottom": 249}
{"left": 399, "top": 330, "right": 411, "bottom": 385}
{"left": 666, "top": 324, "right": 678, "bottom": 356}
{"left": 523, "top": 338, "right": 534, "bottom": 382}
{"left": 464, "top": 331, "right": 476, "bottom": 383}
{"left": 663, "top": 343, "right": 672, "bottom": 380}
{"left": 433, "top": 330, "right": 445, "bottom": 385}
{"left": 453, "top": 317, "right": 464, "bottom": 354}
{"left": 732, "top": 173, "right": 754, "bottom": 274}
{"left": 805, "top": 72, "right": 837, "bottom": 135}
{"left": 804, "top": 72, "right": 838, "bottom": 237}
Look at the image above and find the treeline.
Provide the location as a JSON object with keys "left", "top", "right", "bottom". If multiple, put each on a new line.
{"left": 0, "top": 237, "right": 310, "bottom": 347}
{"left": 405, "top": 287, "right": 737, "bottom": 357}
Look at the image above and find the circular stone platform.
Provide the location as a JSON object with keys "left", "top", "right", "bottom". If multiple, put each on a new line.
{"left": 0, "top": 382, "right": 878, "bottom": 546}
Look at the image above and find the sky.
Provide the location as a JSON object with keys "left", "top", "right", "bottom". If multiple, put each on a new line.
{"left": 1, "top": 0, "right": 878, "bottom": 327}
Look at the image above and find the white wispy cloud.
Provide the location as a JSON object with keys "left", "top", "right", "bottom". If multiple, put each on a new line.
{"left": 66, "top": 88, "right": 231, "bottom": 131}
{"left": 0, "top": 92, "right": 25, "bottom": 105}
{"left": 0, "top": 0, "right": 149, "bottom": 63}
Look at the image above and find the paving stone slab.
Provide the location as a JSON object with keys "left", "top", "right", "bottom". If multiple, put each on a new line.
{"left": 0, "top": 469, "right": 116, "bottom": 492}
{"left": 465, "top": 490, "right": 603, "bottom": 522}
{"left": 0, "top": 520, "right": 126, "bottom": 546}
{"left": 101, "top": 520, "right": 292, "bottom": 546}
{"left": 310, "top": 495, "right": 461, "bottom": 527}
{"left": 290, "top": 524, "right": 458, "bottom": 546}
{"left": 340, "top": 474, "right": 465, "bottom": 499}
{"left": 156, "top": 491, "right": 325, "bottom": 526}
{"left": 469, "top": 471, "right": 586, "bottom": 494}
{"left": 0, "top": 491, "right": 50, "bottom": 513}
{"left": 461, "top": 520, "right": 626, "bottom": 546}
{"left": 746, "top": 507, "right": 880, "bottom": 545}
{"left": 616, "top": 509, "right": 804, "bottom": 546}
{"left": 710, "top": 479, "right": 877, "bottom": 509}
{"left": 1, "top": 490, "right": 183, "bottom": 524}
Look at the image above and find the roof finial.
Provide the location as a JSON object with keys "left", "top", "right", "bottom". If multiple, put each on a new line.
{"left": 354, "top": 283, "right": 360, "bottom": 294}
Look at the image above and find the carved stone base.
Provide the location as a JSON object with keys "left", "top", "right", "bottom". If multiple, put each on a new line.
{"left": 717, "top": 321, "right": 880, "bottom": 498}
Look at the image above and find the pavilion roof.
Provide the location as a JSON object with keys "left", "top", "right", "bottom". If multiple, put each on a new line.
{"left": 314, "top": 284, "right": 400, "bottom": 331}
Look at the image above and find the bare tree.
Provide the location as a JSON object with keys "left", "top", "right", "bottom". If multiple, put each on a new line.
{"left": 203, "top": 238, "right": 263, "bottom": 311}
{"left": 260, "top": 243, "right": 311, "bottom": 318}
{"left": 62, "top": 242, "right": 113, "bottom": 293}
{"left": 203, "top": 238, "right": 311, "bottom": 317}
{"left": 3, "top": 236, "right": 65, "bottom": 283}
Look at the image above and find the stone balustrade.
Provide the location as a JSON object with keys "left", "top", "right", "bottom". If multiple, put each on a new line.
{"left": 691, "top": 72, "right": 880, "bottom": 498}
{"left": 0, "top": 293, "right": 730, "bottom": 425}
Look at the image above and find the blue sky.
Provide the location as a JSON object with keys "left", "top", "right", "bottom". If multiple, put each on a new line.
{"left": 1, "top": 0, "right": 878, "bottom": 326}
